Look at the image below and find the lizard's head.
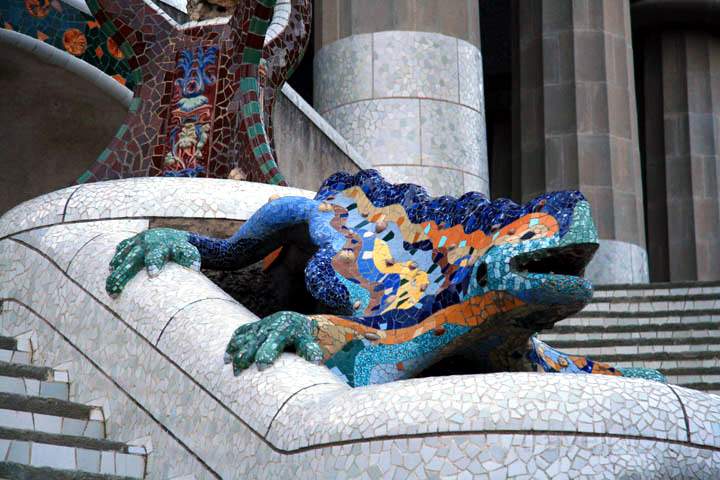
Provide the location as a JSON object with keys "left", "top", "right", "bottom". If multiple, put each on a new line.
{"left": 463, "top": 192, "right": 599, "bottom": 330}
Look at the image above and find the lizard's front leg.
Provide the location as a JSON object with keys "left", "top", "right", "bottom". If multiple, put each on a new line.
{"left": 225, "top": 312, "right": 370, "bottom": 375}
{"left": 225, "top": 311, "right": 325, "bottom": 373}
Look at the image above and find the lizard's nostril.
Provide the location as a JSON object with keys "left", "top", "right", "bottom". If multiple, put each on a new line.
{"left": 476, "top": 262, "right": 488, "bottom": 287}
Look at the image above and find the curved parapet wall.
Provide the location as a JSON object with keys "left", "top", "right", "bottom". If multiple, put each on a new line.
{"left": 1, "top": 178, "right": 720, "bottom": 478}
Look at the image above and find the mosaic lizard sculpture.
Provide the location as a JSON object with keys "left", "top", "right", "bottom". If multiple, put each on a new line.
{"left": 105, "top": 170, "right": 665, "bottom": 386}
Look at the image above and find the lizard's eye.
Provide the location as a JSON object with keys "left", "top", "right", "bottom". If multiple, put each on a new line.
{"left": 476, "top": 262, "right": 488, "bottom": 287}
{"left": 521, "top": 231, "right": 535, "bottom": 240}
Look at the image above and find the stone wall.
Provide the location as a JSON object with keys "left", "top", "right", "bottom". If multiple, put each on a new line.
{"left": 273, "top": 85, "right": 369, "bottom": 192}
{"left": 0, "top": 31, "right": 128, "bottom": 215}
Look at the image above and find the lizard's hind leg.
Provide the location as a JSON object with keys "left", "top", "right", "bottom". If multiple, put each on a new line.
{"left": 527, "top": 335, "right": 666, "bottom": 383}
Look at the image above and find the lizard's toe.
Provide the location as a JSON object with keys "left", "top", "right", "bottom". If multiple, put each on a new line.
{"left": 256, "top": 362, "right": 272, "bottom": 371}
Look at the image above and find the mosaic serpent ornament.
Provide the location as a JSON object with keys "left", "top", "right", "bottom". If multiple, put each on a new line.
{"left": 105, "top": 170, "right": 665, "bottom": 387}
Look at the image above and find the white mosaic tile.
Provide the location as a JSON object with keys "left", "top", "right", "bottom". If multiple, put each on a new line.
{"left": 420, "top": 99, "right": 488, "bottom": 176}
{"left": 324, "top": 99, "right": 421, "bottom": 167}
{"left": 670, "top": 385, "right": 720, "bottom": 448}
{"left": 0, "top": 185, "right": 79, "bottom": 239}
{"left": 156, "top": 297, "right": 347, "bottom": 434}
{"left": 3, "top": 240, "right": 720, "bottom": 477}
{"left": 265, "top": 0, "right": 291, "bottom": 44}
{"left": 372, "top": 31, "right": 418, "bottom": 98}
{"left": 268, "top": 433, "right": 720, "bottom": 479}
{"left": 314, "top": 34, "right": 373, "bottom": 113}
{"left": 458, "top": 39, "right": 485, "bottom": 112}
{"left": 269, "top": 372, "right": 687, "bottom": 450}
{"left": 62, "top": 178, "right": 313, "bottom": 223}
{"left": 66, "top": 232, "right": 234, "bottom": 343}
{"left": 0, "top": 248, "right": 243, "bottom": 478}
{"left": 2, "top": 179, "right": 719, "bottom": 478}
{"left": 280, "top": 84, "right": 370, "bottom": 170}
{"left": 585, "top": 239, "right": 649, "bottom": 285}
{"left": 464, "top": 172, "right": 490, "bottom": 196}
{"left": 12, "top": 220, "right": 149, "bottom": 272}
{"left": 415, "top": 32, "right": 460, "bottom": 102}
{"left": 372, "top": 32, "right": 448, "bottom": 99}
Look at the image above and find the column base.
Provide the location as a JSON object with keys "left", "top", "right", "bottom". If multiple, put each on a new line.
{"left": 585, "top": 240, "right": 649, "bottom": 285}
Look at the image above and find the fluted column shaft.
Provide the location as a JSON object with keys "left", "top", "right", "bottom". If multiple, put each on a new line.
{"left": 513, "top": 0, "right": 648, "bottom": 284}
{"left": 642, "top": 31, "right": 720, "bottom": 281}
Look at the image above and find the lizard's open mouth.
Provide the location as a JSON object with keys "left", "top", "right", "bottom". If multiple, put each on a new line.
{"left": 509, "top": 243, "right": 598, "bottom": 278}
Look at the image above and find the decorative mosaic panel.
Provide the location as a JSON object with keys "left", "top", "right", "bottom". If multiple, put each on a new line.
{"left": 160, "top": 45, "right": 220, "bottom": 177}
{"left": 1, "top": 0, "right": 311, "bottom": 185}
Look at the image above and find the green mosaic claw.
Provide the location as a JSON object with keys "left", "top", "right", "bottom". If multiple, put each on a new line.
{"left": 106, "top": 228, "right": 200, "bottom": 297}
{"left": 225, "top": 311, "right": 323, "bottom": 375}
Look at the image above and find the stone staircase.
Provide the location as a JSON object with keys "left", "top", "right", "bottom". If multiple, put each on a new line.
{"left": 539, "top": 281, "right": 720, "bottom": 395}
{"left": 0, "top": 334, "right": 147, "bottom": 479}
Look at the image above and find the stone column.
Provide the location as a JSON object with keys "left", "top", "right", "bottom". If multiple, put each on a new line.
{"left": 513, "top": 0, "right": 648, "bottom": 284}
{"left": 313, "top": 0, "right": 488, "bottom": 197}
{"left": 640, "top": 31, "right": 720, "bottom": 281}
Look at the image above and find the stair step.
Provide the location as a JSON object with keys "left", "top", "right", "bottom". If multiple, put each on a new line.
{"left": 540, "top": 336, "right": 720, "bottom": 349}
{"left": 542, "top": 345, "right": 720, "bottom": 359}
{"left": 550, "top": 321, "right": 720, "bottom": 334}
{"left": 0, "top": 462, "right": 138, "bottom": 480}
{"left": 584, "top": 298, "right": 720, "bottom": 313}
{"left": 0, "top": 408, "right": 104, "bottom": 439}
{"left": 0, "top": 337, "right": 17, "bottom": 351}
{"left": 657, "top": 366, "right": 720, "bottom": 376}
{"left": 0, "top": 348, "right": 32, "bottom": 366}
{"left": 0, "top": 335, "right": 33, "bottom": 367}
{"left": 0, "top": 393, "right": 101, "bottom": 422}
{"left": 665, "top": 374, "right": 720, "bottom": 386}
{"left": 0, "top": 427, "right": 128, "bottom": 453}
{"left": 0, "top": 361, "right": 54, "bottom": 382}
{"left": 0, "top": 435, "right": 145, "bottom": 478}
{"left": 573, "top": 308, "right": 720, "bottom": 319}
{"left": 541, "top": 329, "right": 720, "bottom": 342}
{"left": 594, "top": 281, "right": 720, "bottom": 296}
{"left": 559, "top": 282, "right": 720, "bottom": 395}
{"left": 560, "top": 349, "right": 720, "bottom": 362}
{"left": 0, "top": 375, "right": 69, "bottom": 401}
{"left": 560, "top": 354, "right": 720, "bottom": 373}
{"left": 590, "top": 293, "right": 720, "bottom": 304}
